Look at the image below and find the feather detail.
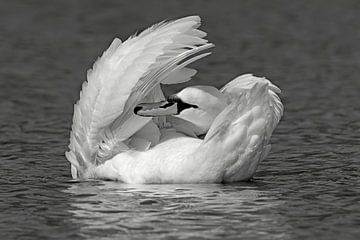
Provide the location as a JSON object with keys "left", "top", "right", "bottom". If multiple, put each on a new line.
{"left": 66, "top": 16, "right": 213, "bottom": 177}
{"left": 220, "top": 74, "right": 283, "bottom": 132}
{"left": 162, "top": 68, "right": 197, "bottom": 84}
{"left": 202, "top": 79, "right": 281, "bottom": 182}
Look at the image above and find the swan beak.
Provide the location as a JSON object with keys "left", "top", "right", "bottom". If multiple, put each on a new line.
{"left": 134, "top": 101, "right": 178, "bottom": 117}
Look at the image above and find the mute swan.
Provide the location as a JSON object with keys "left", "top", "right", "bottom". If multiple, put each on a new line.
{"left": 65, "top": 16, "right": 283, "bottom": 183}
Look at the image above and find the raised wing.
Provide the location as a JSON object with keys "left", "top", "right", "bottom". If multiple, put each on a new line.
{"left": 66, "top": 16, "right": 213, "bottom": 178}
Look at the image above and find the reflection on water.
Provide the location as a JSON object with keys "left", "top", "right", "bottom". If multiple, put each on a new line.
{"left": 65, "top": 182, "right": 290, "bottom": 239}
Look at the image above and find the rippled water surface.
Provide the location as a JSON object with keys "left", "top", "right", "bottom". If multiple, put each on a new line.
{"left": 1, "top": 0, "right": 359, "bottom": 239}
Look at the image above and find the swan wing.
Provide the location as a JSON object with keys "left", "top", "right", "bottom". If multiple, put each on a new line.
{"left": 66, "top": 16, "right": 213, "bottom": 178}
{"left": 202, "top": 75, "right": 283, "bottom": 182}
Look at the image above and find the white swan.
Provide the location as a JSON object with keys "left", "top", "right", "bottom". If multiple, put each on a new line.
{"left": 65, "top": 16, "right": 283, "bottom": 183}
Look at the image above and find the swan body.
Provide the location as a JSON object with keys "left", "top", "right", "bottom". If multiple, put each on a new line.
{"left": 66, "top": 16, "right": 283, "bottom": 183}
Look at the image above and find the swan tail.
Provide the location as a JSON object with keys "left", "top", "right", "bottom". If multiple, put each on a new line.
{"left": 203, "top": 76, "right": 283, "bottom": 182}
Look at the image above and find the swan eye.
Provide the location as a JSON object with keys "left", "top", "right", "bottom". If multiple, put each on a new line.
{"left": 167, "top": 95, "right": 198, "bottom": 114}
{"left": 176, "top": 101, "right": 198, "bottom": 113}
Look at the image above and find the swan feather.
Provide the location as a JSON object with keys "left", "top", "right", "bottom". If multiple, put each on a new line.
{"left": 66, "top": 16, "right": 213, "bottom": 178}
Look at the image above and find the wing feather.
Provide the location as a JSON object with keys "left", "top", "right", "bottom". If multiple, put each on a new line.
{"left": 202, "top": 79, "right": 283, "bottom": 181}
{"left": 162, "top": 67, "right": 197, "bottom": 84}
{"left": 220, "top": 74, "right": 283, "bottom": 130}
{"left": 66, "top": 16, "right": 212, "bottom": 177}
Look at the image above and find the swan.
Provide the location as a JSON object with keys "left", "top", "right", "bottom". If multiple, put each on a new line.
{"left": 65, "top": 16, "right": 283, "bottom": 183}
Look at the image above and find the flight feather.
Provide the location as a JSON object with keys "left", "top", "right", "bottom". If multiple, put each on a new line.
{"left": 66, "top": 16, "right": 213, "bottom": 178}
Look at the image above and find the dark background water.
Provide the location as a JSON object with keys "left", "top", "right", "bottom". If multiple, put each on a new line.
{"left": 0, "top": 0, "right": 359, "bottom": 239}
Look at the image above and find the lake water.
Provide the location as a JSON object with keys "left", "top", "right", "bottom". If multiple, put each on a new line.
{"left": 0, "top": 0, "right": 359, "bottom": 239}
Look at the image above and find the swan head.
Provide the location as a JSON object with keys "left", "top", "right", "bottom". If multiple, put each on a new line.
{"left": 134, "top": 86, "right": 227, "bottom": 134}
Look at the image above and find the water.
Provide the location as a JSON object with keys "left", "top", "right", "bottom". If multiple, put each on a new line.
{"left": 1, "top": 0, "right": 359, "bottom": 239}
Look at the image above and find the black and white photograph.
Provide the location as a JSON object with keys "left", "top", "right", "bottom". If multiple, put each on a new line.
{"left": 1, "top": 0, "right": 359, "bottom": 239}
